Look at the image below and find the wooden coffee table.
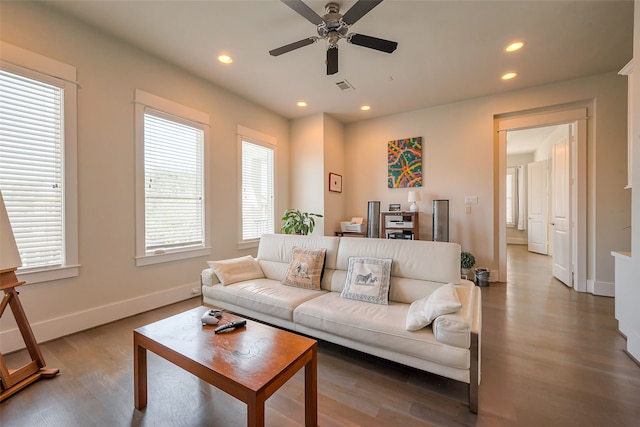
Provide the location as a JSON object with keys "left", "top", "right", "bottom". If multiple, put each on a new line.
{"left": 134, "top": 307, "right": 317, "bottom": 426}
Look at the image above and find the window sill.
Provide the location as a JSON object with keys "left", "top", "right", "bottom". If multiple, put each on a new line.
{"left": 237, "top": 240, "right": 259, "bottom": 251}
{"left": 16, "top": 264, "right": 80, "bottom": 285}
{"left": 135, "top": 247, "right": 211, "bottom": 267}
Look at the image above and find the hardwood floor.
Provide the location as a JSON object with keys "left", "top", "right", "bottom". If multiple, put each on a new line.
{"left": 1, "top": 245, "right": 639, "bottom": 426}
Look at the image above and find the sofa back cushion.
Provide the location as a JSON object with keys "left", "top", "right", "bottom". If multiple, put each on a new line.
{"left": 335, "top": 238, "right": 461, "bottom": 303}
{"left": 336, "top": 238, "right": 460, "bottom": 283}
{"left": 257, "top": 234, "right": 340, "bottom": 277}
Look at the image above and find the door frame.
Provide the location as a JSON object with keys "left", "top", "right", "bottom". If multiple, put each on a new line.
{"left": 496, "top": 107, "right": 587, "bottom": 292}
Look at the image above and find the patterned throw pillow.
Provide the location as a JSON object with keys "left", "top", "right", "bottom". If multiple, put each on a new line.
{"left": 281, "top": 247, "right": 326, "bottom": 290}
{"left": 341, "top": 257, "right": 392, "bottom": 305}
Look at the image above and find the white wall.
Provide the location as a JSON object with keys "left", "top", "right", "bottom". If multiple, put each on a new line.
{"left": 323, "top": 114, "right": 345, "bottom": 234}
{"left": 344, "top": 72, "right": 629, "bottom": 284}
{"left": 0, "top": 2, "right": 290, "bottom": 352}
{"left": 290, "top": 114, "right": 325, "bottom": 234}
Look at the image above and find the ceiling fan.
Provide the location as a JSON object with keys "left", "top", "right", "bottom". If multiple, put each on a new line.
{"left": 269, "top": 0, "right": 398, "bottom": 75}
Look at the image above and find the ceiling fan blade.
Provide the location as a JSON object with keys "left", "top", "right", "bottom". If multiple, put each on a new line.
{"left": 269, "top": 37, "right": 317, "bottom": 56}
{"left": 348, "top": 33, "right": 398, "bottom": 53}
{"left": 281, "top": 0, "right": 324, "bottom": 25}
{"left": 327, "top": 47, "right": 338, "bottom": 75}
{"left": 342, "top": 0, "right": 384, "bottom": 25}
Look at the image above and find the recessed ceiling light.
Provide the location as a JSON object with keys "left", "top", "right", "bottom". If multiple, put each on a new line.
{"left": 505, "top": 41, "right": 525, "bottom": 52}
{"left": 297, "top": 101, "right": 307, "bottom": 107}
{"left": 501, "top": 72, "right": 518, "bottom": 80}
{"left": 217, "top": 54, "right": 233, "bottom": 64}
{"left": 360, "top": 105, "right": 371, "bottom": 111}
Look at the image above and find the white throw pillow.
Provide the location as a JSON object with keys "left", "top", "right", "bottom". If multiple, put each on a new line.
{"left": 405, "top": 283, "right": 462, "bottom": 331}
{"left": 208, "top": 255, "right": 264, "bottom": 286}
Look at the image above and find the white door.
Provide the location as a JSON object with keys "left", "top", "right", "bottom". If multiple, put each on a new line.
{"left": 527, "top": 160, "right": 548, "bottom": 254}
{"left": 551, "top": 128, "right": 572, "bottom": 286}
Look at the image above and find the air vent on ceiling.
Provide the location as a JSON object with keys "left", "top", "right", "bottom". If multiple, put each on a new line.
{"left": 336, "top": 80, "right": 355, "bottom": 92}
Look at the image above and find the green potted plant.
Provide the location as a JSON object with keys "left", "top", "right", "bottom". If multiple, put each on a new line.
{"left": 460, "top": 251, "right": 476, "bottom": 276}
{"left": 281, "top": 209, "right": 323, "bottom": 235}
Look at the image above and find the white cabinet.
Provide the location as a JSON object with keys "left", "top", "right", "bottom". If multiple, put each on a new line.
{"left": 619, "top": 60, "right": 633, "bottom": 189}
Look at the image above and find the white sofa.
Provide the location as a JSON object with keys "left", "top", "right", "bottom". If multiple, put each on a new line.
{"left": 201, "top": 234, "right": 481, "bottom": 412}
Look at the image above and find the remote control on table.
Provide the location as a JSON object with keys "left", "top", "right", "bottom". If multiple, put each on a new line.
{"left": 214, "top": 320, "right": 247, "bottom": 333}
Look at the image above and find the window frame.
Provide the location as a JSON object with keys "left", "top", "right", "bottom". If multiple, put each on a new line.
{"left": 134, "top": 89, "right": 210, "bottom": 266}
{"left": 237, "top": 125, "right": 276, "bottom": 250}
{"left": 0, "top": 42, "right": 79, "bottom": 284}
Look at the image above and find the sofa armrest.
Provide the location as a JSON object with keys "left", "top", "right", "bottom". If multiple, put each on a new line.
{"left": 201, "top": 267, "right": 220, "bottom": 287}
{"left": 430, "top": 281, "right": 475, "bottom": 348}
{"left": 471, "top": 285, "right": 482, "bottom": 336}
{"left": 469, "top": 285, "right": 481, "bottom": 413}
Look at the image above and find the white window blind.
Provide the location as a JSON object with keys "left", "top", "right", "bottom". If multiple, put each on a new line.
{"left": 143, "top": 112, "right": 204, "bottom": 253}
{"left": 0, "top": 69, "right": 64, "bottom": 269}
{"left": 241, "top": 140, "right": 274, "bottom": 241}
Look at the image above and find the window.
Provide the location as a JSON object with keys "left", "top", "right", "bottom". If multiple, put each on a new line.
{"left": 238, "top": 126, "right": 275, "bottom": 248}
{"left": 506, "top": 167, "right": 516, "bottom": 227}
{"left": 0, "top": 42, "right": 78, "bottom": 283}
{"left": 134, "top": 90, "right": 210, "bottom": 266}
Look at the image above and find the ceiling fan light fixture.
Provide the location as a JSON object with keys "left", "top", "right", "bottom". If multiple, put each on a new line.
{"left": 501, "top": 72, "right": 518, "bottom": 80}
{"left": 505, "top": 41, "right": 525, "bottom": 52}
{"left": 217, "top": 54, "right": 233, "bottom": 64}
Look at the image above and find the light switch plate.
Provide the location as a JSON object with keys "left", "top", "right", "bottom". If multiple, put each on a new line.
{"left": 464, "top": 196, "right": 478, "bottom": 204}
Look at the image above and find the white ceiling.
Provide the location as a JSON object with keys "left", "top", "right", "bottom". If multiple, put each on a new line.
{"left": 42, "top": 0, "right": 633, "bottom": 124}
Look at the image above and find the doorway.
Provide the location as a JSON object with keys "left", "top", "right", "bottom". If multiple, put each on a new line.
{"left": 496, "top": 107, "right": 587, "bottom": 292}
{"left": 506, "top": 124, "right": 572, "bottom": 286}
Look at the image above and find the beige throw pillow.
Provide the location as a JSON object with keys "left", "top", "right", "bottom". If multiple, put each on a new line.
{"left": 207, "top": 255, "right": 264, "bottom": 286}
{"left": 405, "top": 283, "right": 462, "bottom": 331}
{"left": 281, "top": 247, "right": 326, "bottom": 290}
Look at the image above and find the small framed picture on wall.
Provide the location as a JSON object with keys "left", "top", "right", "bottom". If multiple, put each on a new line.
{"left": 329, "top": 172, "right": 342, "bottom": 193}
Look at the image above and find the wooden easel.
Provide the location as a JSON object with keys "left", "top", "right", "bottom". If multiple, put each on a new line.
{"left": 0, "top": 268, "right": 59, "bottom": 401}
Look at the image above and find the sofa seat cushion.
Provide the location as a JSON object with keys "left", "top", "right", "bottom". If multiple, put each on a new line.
{"left": 205, "top": 279, "right": 327, "bottom": 321}
{"left": 294, "top": 292, "right": 469, "bottom": 370}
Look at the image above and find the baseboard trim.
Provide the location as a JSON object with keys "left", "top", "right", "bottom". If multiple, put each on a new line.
{"left": 586, "top": 279, "right": 614, "bottom": 297}
{"left": 623, "top": 349, "right": 640, "bottom": 368}
{"left": 0, "top": 282, "right": 200, "bottom": 354}
{"left": 506, "top": 238, "right": 528, "bottom": 245}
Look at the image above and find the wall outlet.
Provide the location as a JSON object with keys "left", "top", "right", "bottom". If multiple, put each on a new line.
{"left": 464, "top": 196, "right": 478, "bottom": 204}
{"left": 465, "top": 205, "right": 471, "bottom": 214}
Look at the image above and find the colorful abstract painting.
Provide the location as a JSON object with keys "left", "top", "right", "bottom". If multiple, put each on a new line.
{"left": 388, "top": 136, "right": 422, "bottom": 188}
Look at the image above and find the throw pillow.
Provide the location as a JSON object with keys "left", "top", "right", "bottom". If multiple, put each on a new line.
{"left": 281, "top": 247, "right": 326, "bottom": 290}
{"left": 341, "top": 257, "right": 392, "bottom": 305}
{"left": 207, "top": 255, "right": 264, "bottom": 286}
{"left": 405, "top": 283, "right": 462, "bottom": 331}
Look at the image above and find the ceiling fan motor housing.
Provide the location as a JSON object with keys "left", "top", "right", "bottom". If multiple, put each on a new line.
{"left": 319, "top": 2, "right": 348, "bottom": 46}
